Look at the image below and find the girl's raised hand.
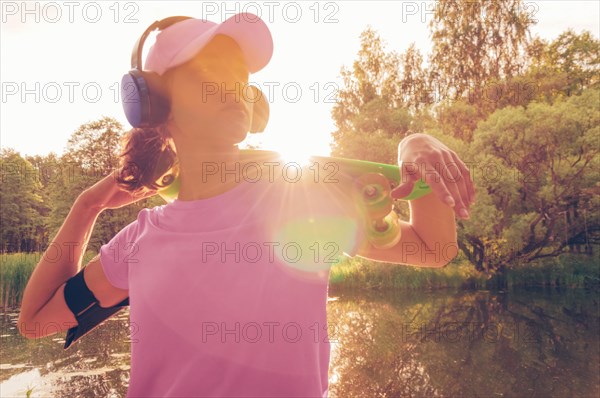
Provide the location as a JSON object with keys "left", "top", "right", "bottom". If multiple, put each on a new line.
{"left": 79, "top": 172, "right": 157, "bottom": 212}
{"left": 391, "top": 133, "right": 476, "bottom": 219}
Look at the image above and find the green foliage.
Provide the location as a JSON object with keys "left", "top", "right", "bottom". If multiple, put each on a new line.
{"left": 505, "top": 251, "right": 600, "bottom": 288}
{"left": 521, "top": 29, "right": 600, "bottom": 105}
{"left": 462, "top": 87, "right": 600, "bottom": 271}
{"left": 331, "top": 27, "right": 426, "bottom": 162}
{"left": 0, "top": 149, "right": 47, "bottom": 252}
{"left": 330, "top": 2, "right": 600, "bottom": 276}
{"left": 1, "top": 116, "right": 159, "bottom": 255}
{"left": 432, "top": 99, "right": 482, "bottom": 142}
{"left": 331, "top": 128, "right": 401, "bottom": 165}
{"left": 65, "top": 115, "right": 124, "bottom": 174}
{"left": 428, "top": 0, "right": 534, "bottom": 102}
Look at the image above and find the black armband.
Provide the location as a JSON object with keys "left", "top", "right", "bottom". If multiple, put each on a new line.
{"left": 63, "top": 267, "right": 129, "bottom": 350}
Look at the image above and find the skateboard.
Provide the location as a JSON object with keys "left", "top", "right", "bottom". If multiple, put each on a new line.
{"left": 63, "top": 150, "right": 431, "bottom": 349}
{"left": 157, "top": 149, "right": 432, "bottom": 249}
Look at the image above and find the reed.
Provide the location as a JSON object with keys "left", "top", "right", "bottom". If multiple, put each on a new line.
{"left": 329, "top": 254, "right": 487, "bottom": 291}
{"left": 329, "top": 251, "right": 599, "bottom": 291}
{"left": 1, "top": 251, "right": 98, "bottom": 310}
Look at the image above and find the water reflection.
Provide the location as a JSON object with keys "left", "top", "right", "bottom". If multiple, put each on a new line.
{"left": 1, "top": 288, "right": 598, "bottom": 397}
{"left": 327, "top": 287, "right": 599, "bottom": 398}
{"left": 1, "top": 311, "right": 131, "bottom": 397}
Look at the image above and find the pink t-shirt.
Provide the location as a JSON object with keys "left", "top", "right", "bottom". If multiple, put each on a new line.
{"left": 99, "top": 174, "right": 365, "bottom": 397}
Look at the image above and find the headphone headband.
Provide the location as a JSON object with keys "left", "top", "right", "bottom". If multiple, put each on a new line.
{"left": 131, "top": 16, "right": 192, "bottom": 70}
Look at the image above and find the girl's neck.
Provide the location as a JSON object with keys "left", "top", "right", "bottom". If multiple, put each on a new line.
{"left": 176, "top": 143, "right": 246, "bottom": 201}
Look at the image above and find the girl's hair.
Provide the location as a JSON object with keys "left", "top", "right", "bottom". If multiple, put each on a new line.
{"left": 115, "top": 124, "right": 178, "bottom": 195}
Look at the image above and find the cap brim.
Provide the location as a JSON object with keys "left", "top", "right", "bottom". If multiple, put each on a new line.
{"left": 169, "top": 13, "right": 273, "bottom": 74}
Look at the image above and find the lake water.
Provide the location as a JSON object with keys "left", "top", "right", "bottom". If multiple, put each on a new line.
{"left": 1, "top": 287, "right": 598, "bottom": 397}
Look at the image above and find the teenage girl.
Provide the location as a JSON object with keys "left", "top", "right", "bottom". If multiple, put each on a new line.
{"left": 18, "top": 13, "right": 475, "bottom": 397}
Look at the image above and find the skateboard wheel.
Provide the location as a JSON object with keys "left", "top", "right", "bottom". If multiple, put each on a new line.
{"left": 367, "top": 210, "right": 402, "bottom": 250}
{"left": 354, "top": 173, "right": 393, "bottom": 219}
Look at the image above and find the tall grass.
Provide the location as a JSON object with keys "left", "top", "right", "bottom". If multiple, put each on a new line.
{"left": 329, "top": 250, "right": 599, "bottom": 292}
{"left": 329, "top": 254, "right": 488, "bottom": 291}
{"left": 1, "top": 253, "right": 37, "bottom": 309}
{"left": 0, "top": 251, "right": 97, "bottom": 310}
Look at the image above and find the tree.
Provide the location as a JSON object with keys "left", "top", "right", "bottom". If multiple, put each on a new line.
{"left": 459, "top": 87, "right": 600, "bottom": 273}
{"left": 0, "top": 149, "right": 46, "bottom": 252}
{"left": 330, "top": 10, "right": 598, "bottom": 277}
{"left": 433, "top": 100, "right": 481, "bottom": 142}
{"left": 399, "top": 43, "right": 434, "bottom": 113}
{"left": 65, "top": 115, "right": 124, "bottom": 175}
{"left": 23, "top": 152, "right": 61, "bottom": 250}
{"left": 522, "top": 30, "right": 600, "bottom": 103}
{"left": 547, "top": 29, "right": 600, "bottom": 94}
{"left": 429, "top": 0, "right": 535, "bottom": 101}
{"left": 46, "top": 116, "right": 159, "bottom": 252}
{"left": 331, "top": 27, "right": 415, "bottom": 163}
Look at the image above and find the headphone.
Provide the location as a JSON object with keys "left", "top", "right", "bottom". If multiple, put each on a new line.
{"left": 121, "top": 16, "right": 269, "bottom": 132}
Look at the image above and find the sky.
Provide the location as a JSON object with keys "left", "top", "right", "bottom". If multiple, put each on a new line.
{"left": 1, "top": 0, "right": 599, "bottom": 160}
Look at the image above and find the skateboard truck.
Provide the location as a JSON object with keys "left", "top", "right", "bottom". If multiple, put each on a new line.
{"left": 354, "top": 173, "right": 402, "bottom": 250}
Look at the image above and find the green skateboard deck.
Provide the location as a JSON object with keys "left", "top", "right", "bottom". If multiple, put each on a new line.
{"left": 157, "top": 149, "right": 432, "bottom": 203}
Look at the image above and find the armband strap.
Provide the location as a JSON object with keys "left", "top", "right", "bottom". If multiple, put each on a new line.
{"left": 63, "top": 267, "right": 129, "bottom": 350}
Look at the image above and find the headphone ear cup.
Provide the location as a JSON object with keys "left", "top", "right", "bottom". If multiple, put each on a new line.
{"left": 121, "top": 69, "right": 151, "bottom": 128}
{"left": 247, "top": 85, "right": 269, "bottom": 133}
{"left": 121, "top": 70, "right": 170, "bottom": 128}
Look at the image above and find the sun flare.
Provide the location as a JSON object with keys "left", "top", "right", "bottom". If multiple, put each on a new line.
{"left": 278, "top": 146, "right": 314, "bottom": 167}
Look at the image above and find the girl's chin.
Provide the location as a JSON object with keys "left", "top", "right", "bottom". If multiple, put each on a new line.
{"left": 192, "top": 128, "right": 248, "bottom": 146}
{"left": 217, "top": 123, "right": 250, "bottom": 143}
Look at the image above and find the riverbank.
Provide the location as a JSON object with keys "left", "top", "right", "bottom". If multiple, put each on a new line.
{"left": 329, "top": 251, "right": 599, "bottom": 292}
{"left": 1, "top": 250, "right": 598, "bottom": 310}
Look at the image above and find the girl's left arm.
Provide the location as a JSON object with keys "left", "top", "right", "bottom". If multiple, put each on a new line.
{"left": 17, "top": 173, "right": 157, "bottom": 337}
{"left": 17, "top": 195, "right": 102, "bottom": 334}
